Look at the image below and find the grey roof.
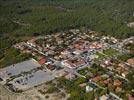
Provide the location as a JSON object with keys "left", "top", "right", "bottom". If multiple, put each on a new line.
{"left": 10, "top": 69, "right": 55, "bottom": 90}
{"left": 0, "top": 59, "right": 41, "bottom": 79}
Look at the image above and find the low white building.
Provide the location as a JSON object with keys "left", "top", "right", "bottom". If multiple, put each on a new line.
{"left": 86, "top": 86, "right": 93, "bottom": 92}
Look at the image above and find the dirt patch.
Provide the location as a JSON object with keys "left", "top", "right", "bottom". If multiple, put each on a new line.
{"left": 0, "top": 82, "right": 69, "bottom": 100}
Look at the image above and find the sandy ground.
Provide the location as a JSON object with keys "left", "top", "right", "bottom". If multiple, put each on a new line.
{"left": 0, "top": 84, "right": 69, "bottom": 100}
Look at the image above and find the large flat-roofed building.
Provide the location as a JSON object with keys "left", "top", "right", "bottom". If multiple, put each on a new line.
{"left": 8, "top": 69, "right": 55, "bottom": 91}
{"left": 0, "top": 59, "right": 41, "bottom": 83}
{"left": 0, "top": 59, "right": 56, "bottom": 91}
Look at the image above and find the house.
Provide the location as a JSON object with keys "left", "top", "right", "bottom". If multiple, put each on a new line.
{"left": 127, "top": 22, "right": 134, "bottom": 28}
{"left": 14, "top": 42, "right": 25, "bottom": 50}
{"left": 27, "top": 38, "right": 36, "bottom": 48}
{"left": 121, "top": 71, "right": 129, "bottom": 78}
{"left": 74, "top": 44, "right": 81, "bottom": 49}
{"left": 61, "top": 57, "right": 85, "bottom": 69}
{"left": 73, "top": 50, "right": 82, "bottom": 55}
{"left": 46, "top": 64, "right": 55, "bottom": 71}
{"left": 55, "top": 69, "right": 67, "bottom": 77}
{"left": 103, "top": 80, "right": 109, "bottom": 85}
{"left": 79, "top": 83, "right": 86, "bottom": 88}
{"left": 64, "top": 73, "right": 76, "bottom": 80}
{"left": 75, "top": 58, "right": 85, "bottom": 67}
{"left": 54, "top": 56, "right": 60, "bottom": 60}
{"left": 104, "top": 60, "right": 111, "bottom": 66}
{"left": 111, "top": 37, "right": 118, "bottom": 44}
{"left": 37, "top": 46, "right": 43, "bottom": 51}
{"left": 113, "top": 79, "right": 122, "bottom": 87}
{"left": 61, "top": 60, "right": 75, "bottom": 69}
{"left": 32, "top": 52, "right": 37, "bottom": 56}
{"left": 89, "top": 55, "right": 99, "bottom": 60}
{"left": 47, "top": 50, "right": 55, "bottom": 55}
{"left": 86, "top": 85, "right": 93, "bottom": 92}
{"left": 43, "top": 47, "right": 49, "bottom": 52}
{"left": 115, "top": 87, "right": 122, "bottom": 93}
{"left": 69, "top": 29, "right": 80, "bottom": 34}
{"left": 90, "top": 42, "right": 103, "bottom": 49}
{"left": 38, "top": 58, "right": 46, "bottom": 65}
{"left": 99, "top": 95, "right": 108, "bottom": 100}
{"left": 128, "top": 95, "right": 134, "bottom": 100}
{"left": 61, "top": 50, "right": 70, "bottom": 55}
{"left": 127, "top": 58, "right": 134, "bottom": 66}
{"left": 26, "top": 50, "right": 32, "bottom": 53}
{"left": 92, "top": 76, "right": 101, "bottom": 82}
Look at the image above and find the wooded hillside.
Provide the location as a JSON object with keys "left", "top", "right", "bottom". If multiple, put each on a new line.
{"left": 0, "top": 0, "right": 134, "bottom": 38}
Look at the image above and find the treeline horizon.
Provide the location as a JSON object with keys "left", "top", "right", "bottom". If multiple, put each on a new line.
{"left": 0, "top": 0, "right": 134, "bottom": 39}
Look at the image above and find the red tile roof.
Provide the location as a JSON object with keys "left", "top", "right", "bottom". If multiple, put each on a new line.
{"left": 127, "top": 58, "right": 134, "bottom": 65}
{"left": 39, "top": 58, "right": 46, "bottom": 65}
{"left": 114, "top": 79, "right": 122, "bottom": 87}
{"left": 128, "top": 96, "right": 134, "bottom": 100}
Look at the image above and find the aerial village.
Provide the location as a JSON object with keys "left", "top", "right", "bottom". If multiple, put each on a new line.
{"left": 0, "top": 29, "right": 134, "bottom": 100}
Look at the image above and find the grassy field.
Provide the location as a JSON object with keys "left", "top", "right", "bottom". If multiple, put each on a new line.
{"left": 96, "top": 52, "right": 106, "bottom": 59}
{"left": 103, "top": 48, "right": 119, "bottom": 56}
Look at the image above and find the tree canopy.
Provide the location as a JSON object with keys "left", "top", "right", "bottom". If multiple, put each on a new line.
{"left": 0, "top": 0, "right": 134, "bottom": 38}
